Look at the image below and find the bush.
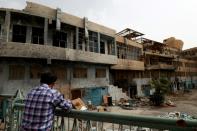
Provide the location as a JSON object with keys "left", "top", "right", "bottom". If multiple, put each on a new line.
{"left": 150, "top": 78, "right": 170, "bottom": 106}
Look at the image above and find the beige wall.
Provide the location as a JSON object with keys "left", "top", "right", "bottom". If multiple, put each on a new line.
{"left": 24, "top": 2, "right": 115, "bottom": 37}
{"left": 111, "top": 59, "right": 144, "bottom": 70}
{"left": 0, "top": 42, "right": 117, "bottom": 65}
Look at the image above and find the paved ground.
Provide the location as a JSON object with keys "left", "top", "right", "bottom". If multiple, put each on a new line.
{"left": 109, "top": 89, "right": 197, "bottom": 117}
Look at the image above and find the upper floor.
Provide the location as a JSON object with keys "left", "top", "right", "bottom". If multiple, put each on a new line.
{"left": 181, "top": 47, "right": 197, "bottom": 61}
{"left": 111, "top": 28, "right": 144, "bottom": 71}
{"left": 0, "top": 2, "right": 117, "bottom": 65}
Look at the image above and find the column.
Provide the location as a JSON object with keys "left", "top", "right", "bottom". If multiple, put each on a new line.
{"left": 4, "top": 11, "right": 11, "bottom": 42}
{"left": 44, "top": 18, "right": 48, "bottom": 45}
{"left": 75, "top": 27, "right": 79, "bottom": 50}
{"left": 26, "top": 26, "right": 32, "bottom": 43}
{"left": 97, "top": 33, "right": 100, "bottom": 53}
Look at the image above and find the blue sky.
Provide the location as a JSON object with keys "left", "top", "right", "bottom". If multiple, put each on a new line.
{"left": 0, "top": 0, "right": 197, "bottom": 49}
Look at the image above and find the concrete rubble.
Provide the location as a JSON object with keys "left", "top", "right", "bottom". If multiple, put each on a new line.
{"left": 159, "top": 111, "right": 197, "bottom": 121}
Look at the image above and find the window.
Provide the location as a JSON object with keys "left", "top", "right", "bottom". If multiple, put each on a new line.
{"left": 9, "top": 65, "right": 25, "bottom": 80}
{"left": 51, "top": 67, "right": 67, "bottom": 80}
{"left": 30, "top": 65, "right": 42, "bottom": 79}
{"left": 53, "top": 31, "right": 67, "bottom": 48}
{"left": 32, "top": 27, "right": 44, "bottom": 44}
{"left": 100, "top": 41, "right": 105, "bottom": 54}
{"left": 89, "top": 31, "right": 98, "bottom": 52}
{"left": 96, "top": 68, "right": 106, "bottom": 78}
{"left": 78, "top": 28, "right": 85, "bottom": 50}
{"left": 12, "top": 25, "right": 26, "bottom": 43}
{"left": 0, "top": 24, "right": 2, "bottom": 38}
{"left": 73, "top": 67, "right": 87, "bottom": 78}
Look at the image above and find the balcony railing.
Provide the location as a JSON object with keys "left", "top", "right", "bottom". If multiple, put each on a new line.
{"left": 4, "top": 101, "right": 197, "bottom": 131}
{"left": 146, "top": 63, "right": 175, "bottom": 70}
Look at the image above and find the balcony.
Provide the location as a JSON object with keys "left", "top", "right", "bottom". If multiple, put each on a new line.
{"left": 111, "top": 59, "right": 144, "bottom": 70}
{"left": 146, "top": 63, "right": 175, "bottom": 70}
{"left": 145, "top": 51, "right": 175, "bottom": 58}
{"left": 0, "top": 42, "right": 117, "bottom": 65}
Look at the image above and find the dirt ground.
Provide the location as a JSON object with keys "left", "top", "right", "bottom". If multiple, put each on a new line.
{"left": 109, "top": 89, "right": 197, "bottom": 117}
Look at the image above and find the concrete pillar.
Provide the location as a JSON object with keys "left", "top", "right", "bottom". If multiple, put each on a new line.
{"left": 105, "top": 41, "right": 108, "bottom": 54}
{"left": 85, "top": 40, "right": 89, "bottom": 51}
{"left": 82, "top": 39, "right": 86, "bottom": 51}
{"left": 26, "top": 26, "right": 32, "bottom": 43}
{"left": 44, "top": 18, "right": 48, "bottom": 45}
{"left": 97, "top": 33, "right": 100, "bottom": 53}
{"left": 114, "top": 38, "right": 117, "bottom": 56}
{"left": 70, "top": 32, "right": 74, "bottom": 49}
{"left": 76, "top": 27, "right": 79, "bottom": 50}
{"left": 4, "top": 11, "right": 11, "bottom": 42}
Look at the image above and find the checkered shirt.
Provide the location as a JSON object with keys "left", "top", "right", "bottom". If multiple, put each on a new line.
{"left": 21, "top": 84, "right": 72, "bottom": 131}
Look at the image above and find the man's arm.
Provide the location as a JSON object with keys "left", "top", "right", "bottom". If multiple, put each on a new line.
{"left": 52, "top": 90, "right": 72, "bottom": 110}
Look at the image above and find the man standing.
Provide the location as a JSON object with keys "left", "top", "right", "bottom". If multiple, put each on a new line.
{"left": 21, "top": 72, "right": 72, "bottom": 131}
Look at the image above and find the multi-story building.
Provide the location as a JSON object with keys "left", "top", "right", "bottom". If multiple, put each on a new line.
{"left": 0, "top": 2, "right": 196, "bottom": 106}
{"left": 110, "top": 28, "right": 145, "bottom": 97}
{"left": 0, "top": 2, "right": 117, "bottom": 105}
{"left": 179, "top": 47, "right": 197, "bottom": 88}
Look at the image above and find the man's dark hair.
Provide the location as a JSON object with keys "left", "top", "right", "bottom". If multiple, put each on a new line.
{"left": 40, "top": 72, "right": 57, "bottom": 84}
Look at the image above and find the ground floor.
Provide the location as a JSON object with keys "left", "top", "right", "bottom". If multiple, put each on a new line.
{"left": 0, "top": 58, "right": 110, "bottom": 99}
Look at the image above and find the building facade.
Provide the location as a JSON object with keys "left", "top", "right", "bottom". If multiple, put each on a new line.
{"left": 0, "top": 2, "right": 117, "bottom": 105}
{"left": 0, "top": 2, "right": 197, "bottom": 105}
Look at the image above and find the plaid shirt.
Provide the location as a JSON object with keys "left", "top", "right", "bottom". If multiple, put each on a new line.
{"left": 21, "top": 84, "right": 72, "bottom": 131}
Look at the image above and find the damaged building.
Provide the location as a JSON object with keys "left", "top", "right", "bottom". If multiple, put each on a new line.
{"left": 0, "top": 2, "right": 117, "bottom": 105}
{"left": 0, "top": 2, "right": 197, "bottom": 107}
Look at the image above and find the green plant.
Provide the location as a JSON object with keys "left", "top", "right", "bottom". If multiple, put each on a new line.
{"left": 150, "top": 77, "right": 170, "bottom": 94}
{"left": 150, "top": 77, "right": 170, "bottom": 106}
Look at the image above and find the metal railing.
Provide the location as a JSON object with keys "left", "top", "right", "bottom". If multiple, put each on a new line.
{"left": 4, "top": 102, "right": 197, "bottom": 131}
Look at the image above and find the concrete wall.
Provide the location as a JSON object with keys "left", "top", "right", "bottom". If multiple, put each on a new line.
{"left": 0, "top": 59, "right": 110, "bottom": 97}
{"left": 71, "top": 64, "right": 110, "bottom": 89}
{"left": 23, "top": 2, "right": 116, "bottom": 37}
{"left": 133, "top": 78, "right": 151, "bottom": 97}
{"left": 111, "top": 59, "right": 144, "bottom": 70}
{"left": 0, "top": 42, "right": 117, "bottom": 65}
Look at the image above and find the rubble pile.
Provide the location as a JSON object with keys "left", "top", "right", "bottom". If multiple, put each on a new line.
{"left": 159, "top": 111, "right": 197, "bottom": 121}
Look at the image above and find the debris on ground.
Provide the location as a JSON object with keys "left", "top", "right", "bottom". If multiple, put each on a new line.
{"left": 159, "top": 111, "right": 197, "bottom": 121}
{"left": 165, "top": 99, "right": 176, "bottom": 107}
{"left": 72, "top": 98, "right": 87, "bottom": 111}
{"left": 97, "top": 106, "right": 110, "bottom": 112}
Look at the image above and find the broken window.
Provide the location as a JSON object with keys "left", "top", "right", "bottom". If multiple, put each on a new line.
{"left": 95, "top": 68, "right": 106, "bottom": 78}
{"left": 12, "top": 25, "right": 26, "bottom": 43}
{"left": 73, "top": 67, "right": 87, "bottom": 78}
{"left": 51, "top": 66, "right": 67, "bottom": 80}
{"left": 53, "top": 31, "right": 67, "bottom": 48}
{"left": 107, "top": 39, "right": 115, "bottom": 55}
{"left": 78, "top": 28, "right": 85, "bottom": 50}
{"left": 71, "top": 89, "right": 82, "bottom": 99}
{"left": 101, "top": 34, "right": 115, "bottom": 55}
{"left": 117, "top": 44, "right": 126, "bottom": 59}
{"left": 9, "top": 65, "right": 25, "bottom": 80}
{"left": 100, "top": 41, "right": 105, "bottom": 54}
{"left": 0, "top": 24, "right": 2, "bottom": 38}
{"left": 89, "top": 31, "right": 98, "bottom": 52}
{"left": 30, "top": 65, "right": 42, "bottom": 79}
{"left": 32, "top": 27, "right": 44, "bottom": 45}
{"left": 73, "top": 33, "right": 76, "bottom": 49}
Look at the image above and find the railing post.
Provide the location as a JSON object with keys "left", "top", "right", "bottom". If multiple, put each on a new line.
{"left": 72, "top": 118, "right": 78, "bottom": 131}
{"left": 60, "top": 116, "right": 65, "bottom": 131}
{"left": 85, "top": 120, "right": 92, "bottom": 131}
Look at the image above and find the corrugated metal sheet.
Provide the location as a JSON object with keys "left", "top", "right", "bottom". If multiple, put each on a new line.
{"left": 82, "top": 87, "right": 108, "bottom": 106}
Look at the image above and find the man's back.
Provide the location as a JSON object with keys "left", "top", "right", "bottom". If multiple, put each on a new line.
{"left": 22, "top": 84, "right": 72, "bottom": 130}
